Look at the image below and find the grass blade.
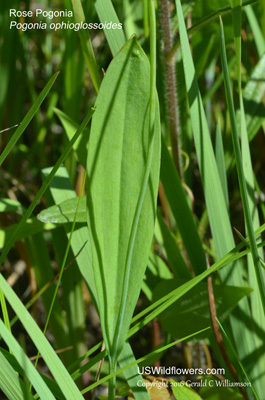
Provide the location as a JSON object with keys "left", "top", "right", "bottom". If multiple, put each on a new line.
{"left": 215, "top": 121, "right": 229, "bottom": 209}
{"left": 71, "top": 0, "right": 101, "bottom": 92}
{"left": 0, "top": 320, "right": 56, "bottom": 400}
{"left": 219, "top": 16, "right": 265, "bottom": 312}
{"left": 0, "top": 72, "right": 59, "bottom": 166}
{"left": 169, "top": 0, "right": 259, "bottom": 60}
{"left": 217, "top": 318, "right": 259, "bottom": 400}
{"left": 95, "top": 0, "right": 126, "bottom": 56}
{"left": 0, "top": 109, "right": 93, "bottom": 266}
{"left": 175, "top": 2, "right": 261, "bottom": 387}
{"left": 245, "top": 5, "right": 265, "bottom": 57}
{"left": 0, "top": 350, "right": 34, "bottom": 400}
{"left": 160, "top": 138, "right": 206, "bottom": 275}
{"left": 82, "top": 328, "right": 210, "bottom": 394}
{"left": 0, "top": 110, "right": 93, "bottom": 400}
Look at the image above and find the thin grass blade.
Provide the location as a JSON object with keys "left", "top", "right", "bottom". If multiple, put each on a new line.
{"left": 0, "top": 320, "right": 56, "bottom": 400}
{"left": 95, "top": 0, "right": 126, "bottom": 56}
{"left": 219, "top": 16, "right": 265, "bottom": 312}
{"left": 0, "top": 72, "right": 59, "bottom": 166}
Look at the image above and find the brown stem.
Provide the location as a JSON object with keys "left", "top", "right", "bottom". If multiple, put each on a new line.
{"left": 207, "top": 257, "right": 248, "bottom": 400}
{"left": 160, "top": 0, "right": 183, "bottom": 179}
{"left": 91, "top": 341, "right": 106, "bottom": 400}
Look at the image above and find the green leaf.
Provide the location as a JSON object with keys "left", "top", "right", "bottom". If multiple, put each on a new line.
{"left": 171, "top": 380, "right": 203, "bottom": 400}
{"left": 37, "top": 196, "right": 86, "bottom": 224}
{"left": 0, "top": 198, "right": 25, "bottom": 213}
{"left": 217, "top": 319, "right": 259, "bottom": 400}
{"left": 0, "top": 219, "right": 56, "bottom": 250}
{"left": 118, "top": 342, "right": 151, "bottom": 400}
{"left": 242, "top": 53, "right": 265, "bottom": 141}
{"left": 215, "top": 122, "right": 229, "bottom": 210}
{"left": 71, "top": 0, "right": 101, "bottom": 92}
{"left": 245, "top": 5, "right": 265, "bottom": 57}
{"left": 86, "top": 36, "right": 161, "bottom": 363}
{"left": 54, "top": 108, "right": 89, "bottom": 168}
{"left": 230, "top": 0, "right": 242, "bottom": 8}
{"left": 0, "top": 72, "right": 59, "bottom": 166}
{"left": 160, "top": 138, "right": 206, "bottom": 275}
{"left": 153, "top": 279, "right": 252, "bottom": 340}
{"left": 156, "top": 209, "right": 191, "bottom": 279}
{"left": 142, "top": 252, "right": 173, "bottom": 301}
{"left": 95, "top": 0, "right": 126, "bottom": 56}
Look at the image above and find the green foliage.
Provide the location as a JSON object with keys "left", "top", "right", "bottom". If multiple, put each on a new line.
{"left": 1, "top": 0, "right": 265, "bottom": 399}
{"left": 153, "top": 280, "right": 252, "bottom": 339}
{"left": 86, "top": 35, "right": 161, "bottom": 364}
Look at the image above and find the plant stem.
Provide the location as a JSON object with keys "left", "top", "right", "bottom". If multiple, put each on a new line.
{"left": 108, "top": 360, "right": 117, "bottom": 400}
{"left": 160, "top": 0, "right": 183, "bottom": 179}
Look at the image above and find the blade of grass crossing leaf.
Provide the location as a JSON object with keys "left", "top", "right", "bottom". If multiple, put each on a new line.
{"left": 71, "top": 0, "right": 101, "bottom": 92}
{"left": 0, "top": 320, "right": 56, "bottom": 400}
{"left": 0, "top": 72, "right": 59, "bottom": 166}
{"left": 219, "top": 16, "right": 265, "bottom": 313}
{"left": 95, "top": 0, "right": 126, "bottom": 56}
{"left": 217, "top": 318, "right": 259, "bottom": 400}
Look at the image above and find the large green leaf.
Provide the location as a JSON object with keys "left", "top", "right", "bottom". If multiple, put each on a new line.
{"left": 153, "top": 279, "right": 252, "bottom": 340}
{"left": 86, "top": 36, "right": 161, "bottom": 363}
